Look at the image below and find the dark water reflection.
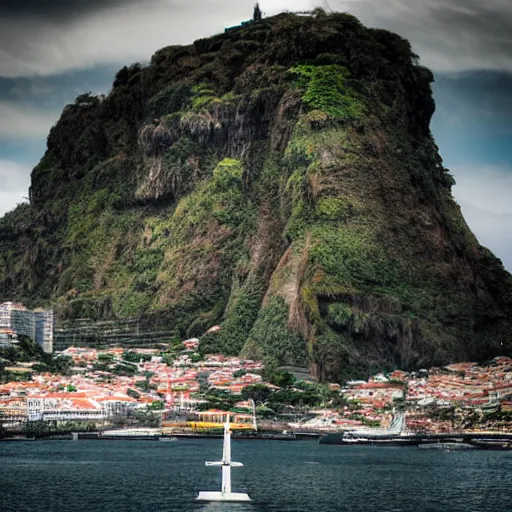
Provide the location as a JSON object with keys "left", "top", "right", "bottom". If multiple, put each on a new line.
{"left": 1, "top": 439, "right": 511, "bottom": 512}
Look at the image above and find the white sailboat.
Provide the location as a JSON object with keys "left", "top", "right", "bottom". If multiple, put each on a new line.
{"left": 343, "top": 410, "right": 407, "bottom": 439}
{"left": 197, "top": 414, "right": 251, "bottom": 502}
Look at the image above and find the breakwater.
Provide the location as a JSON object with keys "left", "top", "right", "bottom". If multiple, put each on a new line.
{"left": 319, "top": 431, "right": 512, "bottom": 449}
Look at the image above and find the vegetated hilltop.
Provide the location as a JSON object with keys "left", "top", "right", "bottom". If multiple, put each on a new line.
{"left": 1, "top": 11, "right": 511, "bottom": 381}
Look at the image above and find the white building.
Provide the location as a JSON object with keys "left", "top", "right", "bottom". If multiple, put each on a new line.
{"left": 1, "top": 302, "right": 54, "bottom": 353}
{"left": 26, "top": 395, "right": 136, "bottom": 422}
{"left": 0, "top": 302, "right": 16, "bottom": 328}
{"left": 26, "top": 397, "right": 103, "bottom": 422}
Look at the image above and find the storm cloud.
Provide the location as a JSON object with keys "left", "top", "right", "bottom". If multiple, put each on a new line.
{"left": 0, "top": 0, "right": 139, "bottom": 20}
{"left": 0, "top": 0, "right": 255, "bottom": 77}
{"left": 335, "top": 0, "right": 512, "bottom": 72}
{"left": 0, "top": 102, "right": 58, "bottom": 138}
{"left": 0, "top": 0, "right": 511, "bottom": 77}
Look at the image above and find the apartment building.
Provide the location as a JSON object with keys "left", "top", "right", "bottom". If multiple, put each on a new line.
{"left": 1, "top": 302, "right": 54, "bottom": 353}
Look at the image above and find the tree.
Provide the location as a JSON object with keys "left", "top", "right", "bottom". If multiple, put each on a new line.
{"left": 271, "top": 371, "right": 296, "bottom": 388}
{"left": 17, "top": 335, "right": 40, "bottom": 360}
{"left": 123, "top": 351, "right": 151, "bottom": 363}
{"left": 190, "top": 353, "right": 202, "bottom": 363}
{"left": 98, "top": 353, "right": 114, "bottom": 363}
{"left": 112, "top": 363, "right": 136, "bottom": 376}
{"left": 45, "top": 354, "right": 73, "bottom": 375}
{"left": 127, "top": 388, "right": 141, "bottom": 399}
{"left": 134, "top": 409, "right": 160, "bottom": 428}
{"left": 262, "top": 358, "right": 278, "bottom": 383}
{"left": 241, "top": 384, "right": 272, "bottom": 404}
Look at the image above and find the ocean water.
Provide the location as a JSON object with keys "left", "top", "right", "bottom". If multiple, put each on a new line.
{"left": 1, "top": 439, "right": 511, "bottom": 512}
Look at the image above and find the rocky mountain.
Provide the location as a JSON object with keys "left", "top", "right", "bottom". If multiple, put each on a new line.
{"left": 1, "top": 10, "right": 511, "bottom": 381}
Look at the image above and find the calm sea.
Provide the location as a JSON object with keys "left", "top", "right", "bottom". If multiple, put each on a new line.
{"left": 1, "top": 439, "right": 511, "bottom": 512}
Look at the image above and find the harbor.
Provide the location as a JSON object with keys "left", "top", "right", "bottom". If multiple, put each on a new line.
{"left": 2, "top": 437, "right": 512, "bottom": 512}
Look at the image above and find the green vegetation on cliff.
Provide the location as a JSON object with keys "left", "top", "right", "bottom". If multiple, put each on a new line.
{"left": 1, "top": 11, "right": 511, "bottom": 381}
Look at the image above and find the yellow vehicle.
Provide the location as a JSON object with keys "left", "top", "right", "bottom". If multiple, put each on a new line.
{"left": 162, "top": 410, "right": 255, "bottom": 433}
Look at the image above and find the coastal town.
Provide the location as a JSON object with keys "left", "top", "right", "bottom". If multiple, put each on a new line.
{"left": 1, "top": 3, "right": 512, "bottom": 511}
{"left": 1, "top": 314, "right": 511, "bottom": 438}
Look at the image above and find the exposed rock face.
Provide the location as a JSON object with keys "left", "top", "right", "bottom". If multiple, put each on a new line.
{"left": 1, "top": 12, "right": 511, "bottom": 381}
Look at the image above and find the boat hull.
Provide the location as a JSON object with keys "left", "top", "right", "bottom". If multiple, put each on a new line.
{"left": 196, "top": 491, "right": 251, "bottom": 502}
{"left": 320, "top": 433, "right": 420, "bottom": 445}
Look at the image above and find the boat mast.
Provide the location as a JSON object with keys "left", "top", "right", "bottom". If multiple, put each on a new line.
{"left": 198, "top": 413, "right": 250, "bottom": 501}
{"left": 222, "top": 414, "right": 232, "bottom": 495}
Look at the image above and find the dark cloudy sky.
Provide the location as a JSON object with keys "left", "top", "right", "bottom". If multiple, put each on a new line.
{"left": 0, "top": 0, "right": 511, "bottom": 268}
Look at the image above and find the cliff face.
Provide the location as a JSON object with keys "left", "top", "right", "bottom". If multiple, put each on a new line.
{"left": 1, "top": 12, "right": 511, "bottom": 381}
